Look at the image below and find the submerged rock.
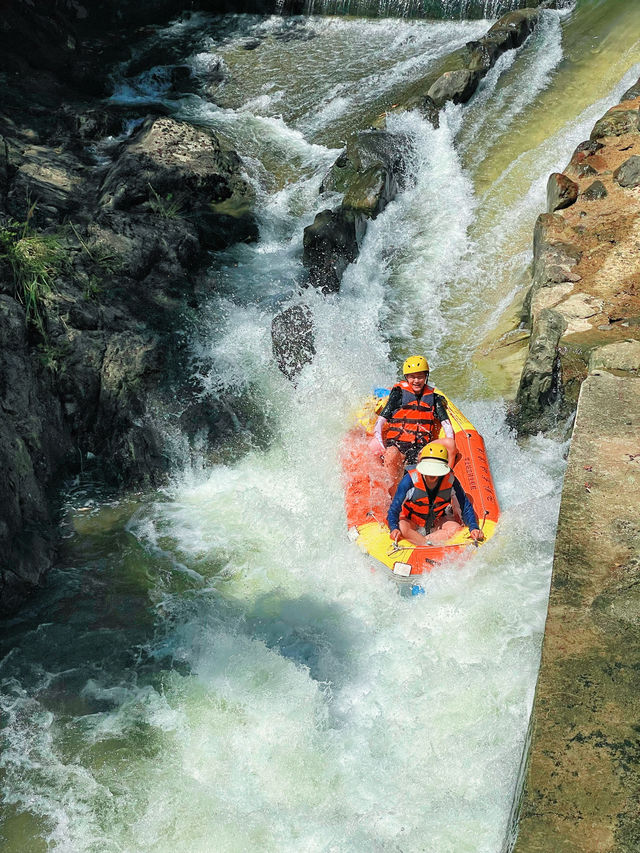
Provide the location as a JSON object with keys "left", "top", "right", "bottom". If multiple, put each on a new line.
{"left": 271, "top": 304, "right": 315, "bottom": 381}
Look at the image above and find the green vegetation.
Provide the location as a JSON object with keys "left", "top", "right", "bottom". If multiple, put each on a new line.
{"left": 0, "top": 205, "right": 64, "bottom": 336}
{"left": 146, "top": 183, "right": 185, "bottom": 219}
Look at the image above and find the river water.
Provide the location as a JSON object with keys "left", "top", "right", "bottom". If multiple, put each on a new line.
{"left": 2, "top": 3, "right": 640, "bottom": 851}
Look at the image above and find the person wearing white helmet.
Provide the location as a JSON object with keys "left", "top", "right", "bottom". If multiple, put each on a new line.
{"left": 373, "top": 355, "right": 456, "bottom": 484}
{"left": 387, "top": 442, "right": 484, "bottom": 546}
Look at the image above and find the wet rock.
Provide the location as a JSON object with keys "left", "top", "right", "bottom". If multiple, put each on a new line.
{"left": 311, "top": 129, "right": 407, "bottom": 297}
{"left": 0, "top": 294, "right": 62, "bottom": 612}
{"left": 547, "top": 172, "right": 578, "bottom": 212}
{"left": 322, "top": 129, "right": 406, "bottom": 201}
{"left": 271, "top": 304, "right": 315, "bottom": 381}
{"left": 420, "top": 96, "right": 440, "bottom": 128}
{"left": 427, "top": 69, "right": 480, "bottom": 109}
{"left": 303, "top": 208, "right": 360, "bottom": 294}
{"left": 99, "top": 116, "right": 258, "bottom": 250}
{"left": 614, "top": 154, "right": 640, "bottom": 188}
{"left": 515, "top": 308, "right": 568, "bottom": 435}
{"left": 621, "top": 75, "right": 640, "bottom": 102}
{"left": 581, "top": 179, "right": 607, "bottom": 200}
{"left": 466, "top": 9, "right": 538, "bottom": 72}
{"left": 590, "top": 108, "right": 640, "bottom": 140}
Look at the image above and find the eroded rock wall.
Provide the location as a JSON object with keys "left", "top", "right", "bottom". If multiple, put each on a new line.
{"left": 0, "top": 17, "right": 258, "bottom": 612}
{"left": 514, "top": 80, "right": 640, "bottom": 436}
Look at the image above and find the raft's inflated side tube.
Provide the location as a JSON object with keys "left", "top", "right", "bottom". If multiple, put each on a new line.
{"left": 342, "top": 389, "right": 499, "bottom": 578}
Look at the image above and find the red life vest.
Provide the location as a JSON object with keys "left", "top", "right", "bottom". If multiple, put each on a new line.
{"left": 384, "top": 381, "right": 440, "bottom": 448}
{"left": 400, "top": 469, "right": 454, "bottom": 527}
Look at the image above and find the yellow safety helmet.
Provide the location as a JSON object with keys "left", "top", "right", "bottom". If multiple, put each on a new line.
{"left": 402, "top": 355, "right": 429, "bottom": 375}
{"left": 418, "top": 442, "right": 448, "bottom": 463}
{"left": 417, "top": 441, "right": 450, "bottom": 476}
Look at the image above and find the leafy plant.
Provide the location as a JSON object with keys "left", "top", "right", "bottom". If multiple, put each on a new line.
{"left": 146, "top": 183, "right": 185, "bottom": 219}
{"left": 0, "top": 205, "right": 64, "bottom": 336}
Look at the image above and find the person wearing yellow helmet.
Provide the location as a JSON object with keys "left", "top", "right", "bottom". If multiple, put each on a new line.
{"left": 372, "top": 355, "right": 456, "bottom": 483}
{"left": 387, "top": 441, "right": 484, "bottom": 545}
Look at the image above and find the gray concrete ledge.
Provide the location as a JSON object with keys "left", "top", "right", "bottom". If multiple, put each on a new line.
{"left": 509, "top": 370, "right": 640, "bottom": 852}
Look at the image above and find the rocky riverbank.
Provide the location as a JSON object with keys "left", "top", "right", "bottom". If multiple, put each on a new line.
{"left": 504, "top": 80, "right": 640, "bottom": 852}
{"left": 513, "top": 78, "right": 640, "bottom": 437}
{"left": 0, "top": 5, "right": 262, "bottom": 612}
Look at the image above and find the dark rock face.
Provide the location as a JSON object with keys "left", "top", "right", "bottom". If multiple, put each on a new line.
{"left": 582, "top": 179, "right": 607, "bottom": 200}
{"left": 514, "top": 308, "right": 567, "bottom": 435}
{"left": 271, "top": 304, "right": 315, "bottom": 381}
{"left": 546, "top": 172, "right": 578, "bottom": 212}
{"left": 99, "top": 117, "right": 258, "bottom": 251}
{"left": 614, "top": 154, "right": 640, "bottom": 188}
{"left": 0, "top": 35, "right": 258, "bottom": 612}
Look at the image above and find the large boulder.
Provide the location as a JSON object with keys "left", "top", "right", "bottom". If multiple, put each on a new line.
{"left": 303, "top": 208, "right": 361, "bottom": 294}
{"left": 590, "top": 107, "right": 640, "bottom": 140}
{"left": 427, "top": 69, "right": 480, "bottom": 109}
{"left": 515, "top": 308, "right": 568, "bottom": 435}
{"left": 100, "top": 117, "right": 258, "bottom": 251}
{"left": 546, "top": 172, "right": 578, "bottom": 212}
{"left": 466, "top": 8, "right": 538, "bottom": 72}
{"left": 306, "top": 129, "right": 406, "bottom": 297}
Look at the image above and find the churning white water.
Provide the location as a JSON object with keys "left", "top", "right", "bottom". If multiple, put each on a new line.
{"left": 3, "top": 5, "right": 640, "bottom": 852}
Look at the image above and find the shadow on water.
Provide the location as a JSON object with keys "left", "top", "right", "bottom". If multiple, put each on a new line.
{"left": 1, "top": 515, "right": 362, "bottom": 724}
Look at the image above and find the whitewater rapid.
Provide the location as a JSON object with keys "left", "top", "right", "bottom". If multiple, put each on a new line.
{"left": 3, "top": 5, "right": 640, "bottom": 851}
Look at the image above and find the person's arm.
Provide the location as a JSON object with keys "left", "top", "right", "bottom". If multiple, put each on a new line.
{"left": 387, "top": 473, "right": 412, "bottom": 540}
{"left": 452, "top": 478, "right": 483, "bottom": 540}
{"left": 378, "top": 386, "right": 402, "bottom": 421}
{"left": 433, "top": 393, "right": 454, "bottom": 437}
{"left": 373, "top": 386, "right": 402, "bottom": 450}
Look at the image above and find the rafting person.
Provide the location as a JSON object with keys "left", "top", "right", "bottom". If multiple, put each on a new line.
{"left": 372, "top": 355, "right": 456, "bottom": 483}
{"left": 387, "top": 442, "right": 484, "bottom": 546}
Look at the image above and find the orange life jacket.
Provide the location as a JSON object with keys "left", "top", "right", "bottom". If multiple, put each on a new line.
{"left": 400, "top": 469, "right": 454, "bottom": 528}
{"left": 384, "top": 381, "right": 440, "bottom": 448}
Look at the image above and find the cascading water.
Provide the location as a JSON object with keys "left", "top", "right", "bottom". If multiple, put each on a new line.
{"left": 302, "top": 0, "right": 551, "bottom": 22}
{"left": 2, "top": 4, "right": 640, "bottom": 851}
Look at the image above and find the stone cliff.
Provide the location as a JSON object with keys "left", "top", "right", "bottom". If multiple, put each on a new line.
{"left": 0, "top": 4, "right": 259, "bottom": 612}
